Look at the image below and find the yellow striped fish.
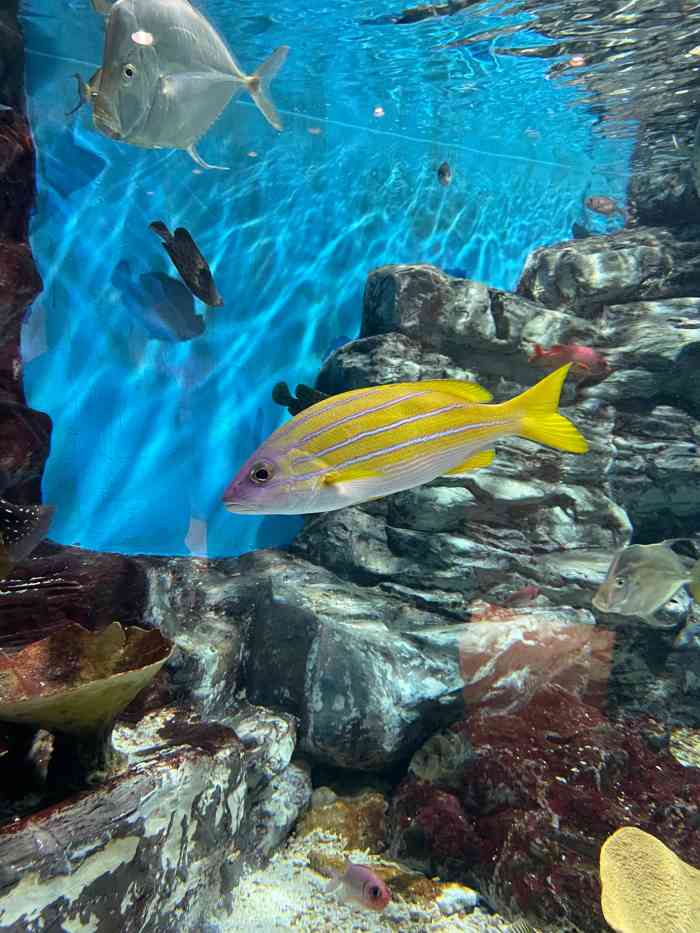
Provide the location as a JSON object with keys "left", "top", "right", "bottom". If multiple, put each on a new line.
{"left": 222, "top": 364, "right": 588, "bottom": 515}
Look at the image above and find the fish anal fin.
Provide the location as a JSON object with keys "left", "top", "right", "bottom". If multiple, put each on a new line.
{"left": 186, "top": 145, "right": 229, "bottom": 172}
{"left": 416, "top": 378, "right": 493, "bottom": 403}
{"left": 443, "top": 449, "right": 495, "bottom": 475}
{"left": 323, "top": 466, "right": 382, "bottom": 485}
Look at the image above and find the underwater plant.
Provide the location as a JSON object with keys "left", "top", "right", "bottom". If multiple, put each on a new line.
{"left": 0, "top": 621, "right": 172, "bottom": 791}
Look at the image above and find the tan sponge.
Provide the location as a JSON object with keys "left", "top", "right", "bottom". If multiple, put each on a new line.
{"left": 600, "top": 826, "right": 700, "bottom": 933}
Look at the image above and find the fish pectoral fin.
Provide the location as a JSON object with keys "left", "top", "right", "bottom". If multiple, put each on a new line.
{"left": 415, "top": 378, "right": 493, "bottom": 403}
{"left": 323, "top": 466, "right": 383, "bottom": 485}
{"left": 442, "top": 449, "right": 495, "bottom": 475}
{"left": 186, "top": 145, "right": 229, "bottom": 172}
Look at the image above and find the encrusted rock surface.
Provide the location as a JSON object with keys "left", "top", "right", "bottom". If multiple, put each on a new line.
{"left": 517, "top": 225, "right": 700, "bottom": 316}
{"left": 0, "top": 2, "right": 49, "bottom": 506}
{"left": 388, "top": 688, "right": 700, "bottom": 932}
{"left": 0, "top": 708, "right": 247, "bottom": 933}
{"left": 0, "top": 705, "right": 314, "bottom": 931}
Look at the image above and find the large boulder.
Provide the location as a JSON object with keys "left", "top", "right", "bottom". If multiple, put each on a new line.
{"left": 517, "top": 226, "right": 700, "bottom": 315}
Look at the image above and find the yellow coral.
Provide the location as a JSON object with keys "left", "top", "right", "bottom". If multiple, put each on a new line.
{"left": 600, "top": 826, "right": 700, "bottom": 933}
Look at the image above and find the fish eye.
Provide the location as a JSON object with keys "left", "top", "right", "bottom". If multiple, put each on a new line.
{"left": 615, "top": 576, "right": 625, "bottom": 587}
{"left": 249, "top": 461, "right": 273, "bottom": 484}
{"left": 121, "top": 64, "right": 136, "bottom": 82}
{"left": 369, "top": 886, "right": 381, "bottom": 898}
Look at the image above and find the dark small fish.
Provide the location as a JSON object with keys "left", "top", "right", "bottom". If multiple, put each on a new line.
{"left": 0, "top": 500, "right": 55, "bottom": 580}
{"left": 437, "top": 161, "right": 452, "bottom": 186}
{"left": 443, "top": 266, "right": 468, "bottom": 279}
{"left": 149, "top": 221, "right": 223, "bottom": 307}
{"left": 584, "top": 196, "right": 625, "bottom": 219}
{"left": 271, "top": 381, "right": 329, "bottom": 416}
{"left": 572, "top": 221, "right": 592, "bottom": 239}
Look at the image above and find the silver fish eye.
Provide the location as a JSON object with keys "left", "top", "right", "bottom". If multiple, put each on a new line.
{"left": 249, "top": 461, "right": 273, "bottom": 484}
{"left": 615, "top": 576, "right": 625, "bottom": 587}
{"left": 121, "top": 64, "right": 136, "bottom": 82}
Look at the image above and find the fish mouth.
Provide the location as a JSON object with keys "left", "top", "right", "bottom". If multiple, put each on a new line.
{"left": 93, "top": 103, "right": 123, "bottom": 140}
{"left": 591, "top": 593, "right": 609, "bottom": 612}
{"left": 222, "top": 495, "right": 256, "bottom": 514}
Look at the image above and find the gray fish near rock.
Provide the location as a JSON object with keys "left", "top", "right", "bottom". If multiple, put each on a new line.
{"left": 149, "top": 221, "right": 223, "bottom": 307}
{"left": 592, "top": 540, "right": 700, "bottom": 626}
{"left": 85, "top": 0, "right": 289, "bottom": 170}
{"left": 0, "top": 500, "right": 55, "bottom": 580}
{"left": 437, "top": 161, "right": 452, "bottom": 186}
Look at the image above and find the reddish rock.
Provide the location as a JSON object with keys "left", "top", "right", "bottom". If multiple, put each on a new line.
{"left": 0, "top": 546, "right": 148, "bottom": 649}
{"left": 389, "top": 688, "right": 700, "bottom": 931}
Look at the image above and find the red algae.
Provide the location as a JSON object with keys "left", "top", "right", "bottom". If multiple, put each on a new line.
{"left": 390, "top": 687, "right": 700, "bottom": 932}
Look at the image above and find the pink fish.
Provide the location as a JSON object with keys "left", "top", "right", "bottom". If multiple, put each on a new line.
{"left": 584, "top": 195, "right": 626, "bottom": 219}
{"left": 502, "top": 584, "right": 540, "bottom": 607}
{"left": 326, "top": 861, "right": 391, "bottom": 911}
{"left": 529, "top": 344, "right": 609, "bottom": 381}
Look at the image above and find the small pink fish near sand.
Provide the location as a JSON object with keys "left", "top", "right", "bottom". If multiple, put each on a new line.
{"left": 529, "top": 344, "right": 609, "bottom": 381}
{"left": 326, "top": 861, "right": 391, "bottom": 912}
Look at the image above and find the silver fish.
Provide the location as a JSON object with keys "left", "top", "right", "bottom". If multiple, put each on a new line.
{"left": 88, "top": 0, "right": 289, "bottom": 170}
{"left": 592, "top": 541, "right": 700, "bottom": 625}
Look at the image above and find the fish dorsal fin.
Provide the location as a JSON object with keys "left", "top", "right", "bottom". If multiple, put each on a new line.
{"left": 413, "top": 379, "right": 493, "bottom": 403}
{"left": 443, "top": 449, "right": 495, "bottom": 475}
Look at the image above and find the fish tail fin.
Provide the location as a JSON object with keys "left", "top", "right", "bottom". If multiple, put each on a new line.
{"left": 505, "top": 364, "right": 589, "bottom": 454}
{"left": 689, "top": 558, "right": 700, "bottom": 602}
{"left": 529, "top": 343, "right": 544, "bottom": 362}
{"left": 149, "top": 220, "right": 171, "bottom": 243}
{"left": 247, "top": 46, "right": 289, "bottom": 131}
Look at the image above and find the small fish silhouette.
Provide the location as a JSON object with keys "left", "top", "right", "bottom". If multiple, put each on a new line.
{"left": 437, "top": 161, "right": 452, "bottom": 186}
{"left": 149, "top": 221, "right": 223, "bottom": 307}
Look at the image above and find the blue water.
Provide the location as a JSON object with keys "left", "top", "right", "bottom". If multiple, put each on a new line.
{"left": 20, "top": 0, "right": 633, "bottom": 557}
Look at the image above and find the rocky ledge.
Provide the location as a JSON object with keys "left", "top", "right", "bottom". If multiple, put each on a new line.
{"left": 1, "top": 0, "right": 700, "bottom": 929}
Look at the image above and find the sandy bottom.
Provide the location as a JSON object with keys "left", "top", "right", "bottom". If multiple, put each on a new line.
{"left": 223, "top": 830, "right": 527, "bottom": 933}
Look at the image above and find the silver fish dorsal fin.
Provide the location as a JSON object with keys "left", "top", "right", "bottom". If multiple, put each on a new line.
{"left": 186, "top": 145, "right": 229, "bottom": 172}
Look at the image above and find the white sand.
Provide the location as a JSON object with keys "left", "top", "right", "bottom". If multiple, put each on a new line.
{"left": 222, "top": 830, "right": 527, "bottom": 933}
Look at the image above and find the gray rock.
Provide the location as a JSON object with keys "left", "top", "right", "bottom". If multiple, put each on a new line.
{"left": 227, "top": 703, "right": 297, "bottom": 791}
{"left": 237, "top": 760, "right": 312, "bottom": 867}
{"left": 516, "top": 225, "right": 700, "bottom": 315}
{"left": 0, "top": 708, "right": 247, "bottom": 933}
{"left": 136, "top": 555, "right": 257, "bottom": 719}
{"left": 244, "top": 552, "right": 468, "bottom": 770}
